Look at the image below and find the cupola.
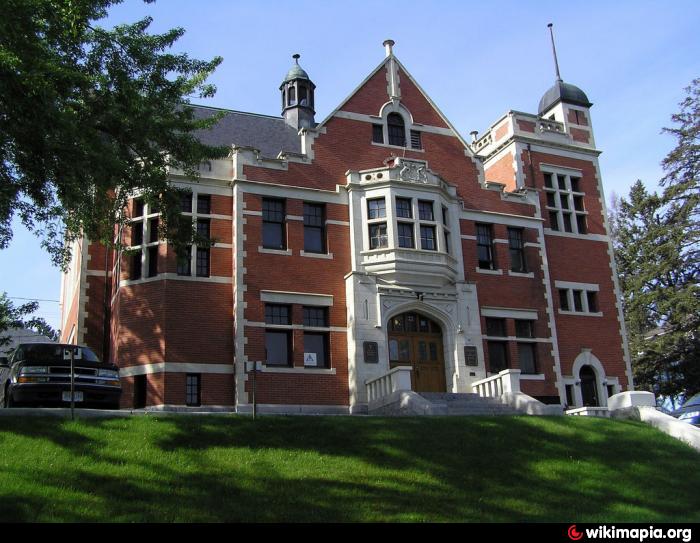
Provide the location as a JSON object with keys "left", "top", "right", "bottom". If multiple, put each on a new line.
{"left": 280, "top": 54, "right": 316, "bottom": 129}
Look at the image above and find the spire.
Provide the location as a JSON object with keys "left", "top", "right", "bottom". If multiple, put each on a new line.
{"left": 547, "top": 23, "right": 562, "bottom": 82}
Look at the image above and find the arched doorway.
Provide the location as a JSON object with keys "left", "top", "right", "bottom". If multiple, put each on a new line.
{"left": 388, "top": 311, "right": 446, "bottom": 392}
{"left": 580, "top": 365, "right": 599, "bottom": 407}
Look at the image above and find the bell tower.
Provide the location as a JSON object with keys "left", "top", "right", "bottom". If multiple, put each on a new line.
{"left": 280, "top": 53, "right": 316, "bottom": 129}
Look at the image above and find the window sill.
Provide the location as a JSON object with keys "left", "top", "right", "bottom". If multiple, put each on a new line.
{"left": 260, "top": 366, "right": 336, "bottom": 375}
{"left": 557, "top": 310, "right": 604, "bottom": 318}
{"left": 370, "top": 141, "right": 424, "bottom": 153}
{"left": 475, "top": 267, "right": 503, "bottom": 276}
{"left": 300, "top": 250, "right": 334, "bottom": 260}
{"left": 508, "top": 270, "right": 534, "bottom": 278}
{"left": 520, "top": 373, "right": 546, "bottom": 381}
{"left": 258, "top": 246, "right": 293, "bottom": 256}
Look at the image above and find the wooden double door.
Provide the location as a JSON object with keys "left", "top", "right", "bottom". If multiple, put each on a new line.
{"left": 388, "top": 312, "right": 446, "bottom": 393}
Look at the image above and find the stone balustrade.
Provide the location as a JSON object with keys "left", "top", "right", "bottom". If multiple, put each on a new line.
{"left": 472, "top": 369, "right": 522, "bottom": 398}
{"left": 366, "top": 366, "right": 413, "bottom": 404}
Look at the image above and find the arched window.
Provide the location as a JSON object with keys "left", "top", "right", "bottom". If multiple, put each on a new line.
{"left": 387, "top": 113, "right": 406, "bottom": 147}
{"left": 287, "top": 85, "right": 296, "bottom": 106}
{"left": 299, "top": 85, "right": 308, "bottom": 106}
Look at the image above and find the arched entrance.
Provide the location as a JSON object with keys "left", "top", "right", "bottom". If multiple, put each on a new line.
{"left": 580, "top": 365, "right": 599, "bottom": 407}
{"left": 388, "top": 311, "right": 446, "bottom": 392}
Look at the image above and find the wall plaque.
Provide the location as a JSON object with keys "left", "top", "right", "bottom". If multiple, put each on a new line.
{"left": 464, "top": 346, "right": 478, "bottom": 367}
{"left": 363, "top": 341, "right": 379, "bottom": 364}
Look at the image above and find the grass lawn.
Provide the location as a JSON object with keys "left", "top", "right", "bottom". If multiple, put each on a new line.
{"left": 0, "top": 415, "right": 697, "bottom": 522}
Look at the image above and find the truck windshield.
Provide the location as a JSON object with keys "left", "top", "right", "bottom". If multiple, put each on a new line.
{"left": 22, "top": 345, "right": 100, "bottom": 364}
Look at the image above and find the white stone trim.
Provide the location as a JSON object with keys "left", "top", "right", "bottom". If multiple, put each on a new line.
{"left": 544, "top": 228, "right": 609, "bottom": 242}
{"left": 324, "top": 110, "right": 456, "bottom": 136}
{"left": 480, "top": 307, "right": 538, "bottom": 320}
{"left": 558, "top": 310, "right": 604, "bottom": 318}
{"left": 119, "top": 363, "right": 235, "bottom": 377}
{"left": 539, "top": 163, "right": 584, "bottom": 175}
{"left": 482, "top": 335, "right": 551, "bottom": 343}
{"left": 590, "top": 157, "right": 634, "bottom": 390}
{"left": 520, "top": 373, "right": 546, "bottom": 381}
{"left": 84, "top": 269, "right": 112, "bottom": 278}
{"left": 119, "top": 274, "right": 232, "bottom": 287}
{"left": 245, "top": 321, "right": 346, "bottom": 333}
{"left": 233, "top": 183, "right": 248, "bottom": 405}
{"left": 234, "top": 179, "right": 348, "bottom": 204}
{"left": 243, "top": 210, "right": 263, "bottom": 216}
{"left": 260, "top": 290, "right": 334, "bottom": 307}
{"left": 475, "top": 268, "right": 503, "bottom": 276}
{"left": 508, "top": 271, "right": 535, "bottom": 279}
{"left": 554, "top": 281, "right": 600, "bottom": 292}
{"left": 461, "top": 209, "right": 543, "bottom": 228}
{"left": 169, "top": 180, "right": 234, "bottom": 197}
{"left": 299, "top": 250, "right": 334, "bottom": 260}
{"left": 570, "top": 350, "right": 612, "bottom": 408}
{"left": 258, "top": 366, "right": 337, "bottom": 375}
{"left": 257, "top": 246, "right": 293, "bottom": 256}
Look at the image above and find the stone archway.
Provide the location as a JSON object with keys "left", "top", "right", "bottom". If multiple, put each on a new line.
{"left": 387, "top": 311, "right": 446, "bottom": 392}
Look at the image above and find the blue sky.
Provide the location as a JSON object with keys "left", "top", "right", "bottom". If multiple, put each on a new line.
{"left": 1, "top": 0, "right": 699, "bottom": 331}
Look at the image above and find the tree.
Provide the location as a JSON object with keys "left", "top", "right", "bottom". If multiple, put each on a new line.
{"left": 0, "top": 293, "right": 59, "bottom": 348}
{"left": 611, "top": 80, "right": 700, "bottom": 406}
{"left": 0, "top": 0, "right": 228, "bottom": 267}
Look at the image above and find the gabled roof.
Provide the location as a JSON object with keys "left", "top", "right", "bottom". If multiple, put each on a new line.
{"left": 190, "top": 105, "right": 302, "bottom": 158}
{"left": 316, "top": 53, "right": 474, "bottom": 155}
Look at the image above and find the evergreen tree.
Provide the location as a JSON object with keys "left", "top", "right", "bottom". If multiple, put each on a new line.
{"left": 611, "top": 79, "right": 700, "bottom": 406}
{"left": 0, "top": 0, "right": 227, "bottom": 267}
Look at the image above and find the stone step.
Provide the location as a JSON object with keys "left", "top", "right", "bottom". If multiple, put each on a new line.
{"left": 413, "top": 391, "right": 525, "bottom": 416}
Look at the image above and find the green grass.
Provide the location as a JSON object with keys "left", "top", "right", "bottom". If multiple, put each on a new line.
{"left": 0, "top": 415, "right": 697, "bottom": 522}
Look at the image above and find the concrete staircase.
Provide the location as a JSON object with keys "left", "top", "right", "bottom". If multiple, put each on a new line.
{"left": 418, "top": 392, "right": 522, "bottom": 416}
{"left": 367, "top": 390, "right": 525, "bottom": 416}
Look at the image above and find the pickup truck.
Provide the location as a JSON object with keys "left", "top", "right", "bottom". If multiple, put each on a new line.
{"left": 0, "top": 342, "right": 121, "bottom": 409}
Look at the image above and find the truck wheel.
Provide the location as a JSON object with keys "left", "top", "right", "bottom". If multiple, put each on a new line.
{"left": 4, "top": 385, "right": 14, "bottom": 408}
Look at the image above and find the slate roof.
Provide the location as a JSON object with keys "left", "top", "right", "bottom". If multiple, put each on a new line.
{"left": 190, "top": 105, "right": 302, "bottom": 158}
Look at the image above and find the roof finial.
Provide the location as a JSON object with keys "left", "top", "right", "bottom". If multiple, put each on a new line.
{"left": 547, "top": 23, "right": 562, "bottom": 82}
{"left": 292, "top": 53, "right": 300, "bottom": 64}
{"left": 383, "top": 39, "right": 395, "bottom": 58}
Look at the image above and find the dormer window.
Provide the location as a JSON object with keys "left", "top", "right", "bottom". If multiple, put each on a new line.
{"left": 387, "top": 113, "right": 406, "bottom": 147}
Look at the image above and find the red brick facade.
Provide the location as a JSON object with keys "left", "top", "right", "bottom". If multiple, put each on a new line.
{"left": 60, "top": 49, "right": 631, "bottom": 412}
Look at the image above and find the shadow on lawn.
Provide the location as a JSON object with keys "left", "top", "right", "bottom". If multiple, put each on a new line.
{"left": 0, "top": 415, "right": 698, "bottom": 522}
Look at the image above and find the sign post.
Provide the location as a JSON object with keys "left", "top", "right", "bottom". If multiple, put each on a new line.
{"left": 247, "top": 360, "right": 259, "bottom": 420}
{"left": 63, "top": 346, "right": 81, "bottom": 421}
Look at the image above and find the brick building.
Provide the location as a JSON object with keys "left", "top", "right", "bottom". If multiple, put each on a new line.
{"left": 59, "top": 40, "right": 633, "bottom": 413}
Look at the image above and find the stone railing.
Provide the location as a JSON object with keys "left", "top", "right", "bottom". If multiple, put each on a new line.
{"left": 473, "top": 133, "right": 493, "bottom": 152}
{"left": 537, "top": 119, "right": 566, "bottom": 134}
{"left": 472, "top": 369, "right": 522, "bottom": 398}
{"left": 366, "top": 366, "right": 413, "bottom": 404}
{"left": 565, "top": 407, "right": 611, "bottom": 418}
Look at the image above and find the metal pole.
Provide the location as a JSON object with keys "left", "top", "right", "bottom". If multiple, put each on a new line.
{"left": 547, "top": 23, "right": 562, "bottom": 82}
{"left": 252, "top": 361, "right": 257, "bottom": 420}
{"left": 70, "top": 347, "right": 75, "bottom": 421}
